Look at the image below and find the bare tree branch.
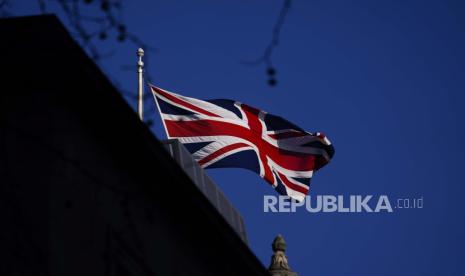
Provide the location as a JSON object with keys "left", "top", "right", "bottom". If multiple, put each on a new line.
{"left": 1, "top": 0, "right": 159, "bottom": 126}
{"left": 243, "top": 0, "right": 292, "bottom": 86}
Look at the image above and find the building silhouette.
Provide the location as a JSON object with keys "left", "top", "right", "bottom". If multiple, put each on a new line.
{"left": 0, "top": 14, "right": 298, "bottom": 276}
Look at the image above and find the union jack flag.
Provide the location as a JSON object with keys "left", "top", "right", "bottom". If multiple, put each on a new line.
{"left": 150, "top": 85, "right": 334, "bottom": 201}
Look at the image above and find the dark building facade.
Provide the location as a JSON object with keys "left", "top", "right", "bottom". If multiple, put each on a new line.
{"left": 0, "top": 15, "right": 269, "bottom": 276}
{"left": 162, "top": 139, "right": 248, "bottom": 243}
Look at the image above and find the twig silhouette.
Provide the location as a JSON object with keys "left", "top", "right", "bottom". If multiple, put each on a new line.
{"left": 243, "top": 0, "right": 292, "bottom": 86}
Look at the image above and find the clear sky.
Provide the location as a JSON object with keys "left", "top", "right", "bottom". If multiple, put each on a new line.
{"left": 9, "top": 0, "right": 465, "bottom": 275}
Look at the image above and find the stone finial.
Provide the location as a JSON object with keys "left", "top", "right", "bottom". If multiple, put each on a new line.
{"left": 268, "top": 234, "right": 297, "bottom": 276}
{"left": 272, "top": 234, "right": 287, "bottom": 253}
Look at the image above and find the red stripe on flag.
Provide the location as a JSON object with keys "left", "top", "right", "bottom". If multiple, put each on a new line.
{"left": 151, "top": 86, "right": 221, "bottom": 118}
{"left": 164, "top": 119, "right": 317, "bottom": 172}
{"left": 198, "top": 143, "right": 250, "bottom": 166}
{"left": 268, "top": 132, "right": 308, "bottom": 140}
{"left": 277, "top": 171, "right": 309, "bottom": 195}
{"left": 241, "top": 104, "right": 262, "bottom": 132}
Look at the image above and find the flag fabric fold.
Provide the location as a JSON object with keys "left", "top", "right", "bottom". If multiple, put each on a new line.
{"left": 150, "top": 85, "right": 334, "bottom": 202}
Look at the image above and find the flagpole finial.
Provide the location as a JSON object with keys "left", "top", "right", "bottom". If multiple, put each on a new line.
{"left": 137, "top": 48, "right": 144, "bottom": 121}
{"left": 137, "top": 48, "right": 144, "bottom": 58}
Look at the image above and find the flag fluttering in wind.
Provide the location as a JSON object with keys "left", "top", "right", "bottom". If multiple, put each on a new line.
{"left": 150, "top": 85, "right": 334, "bottom": 202}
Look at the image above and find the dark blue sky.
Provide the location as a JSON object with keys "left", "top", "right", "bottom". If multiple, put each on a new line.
{"left": 12, "top": 0, "right": 465, "bottom": 275}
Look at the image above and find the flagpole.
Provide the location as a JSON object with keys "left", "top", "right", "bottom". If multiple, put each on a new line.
{"left": 137, "top": 48, "right": 144, "bottom": 121}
